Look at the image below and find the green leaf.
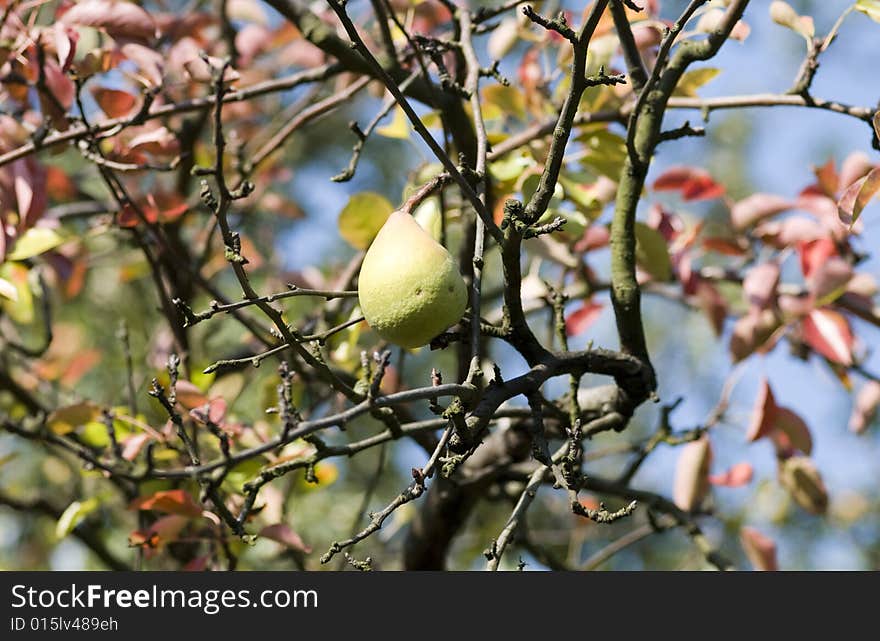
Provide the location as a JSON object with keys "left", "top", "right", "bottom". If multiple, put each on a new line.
{"left": 489, "top": 153, "right": 533, "bottom": 185}
{"left": 672, "top": 68, "right": 721, "bottom": 97}
{"left": 559, "top": 175, "right": 604, "bottom": 218}
{"left": 224, "top": 457, "right": 268, "bottom": 490}
{"left": 635, "top": 222, "right": 673, "bottom": 281}
{"left": 56, "top": 498, "right": 100, "bottom": 539}
{"left": 481, "top": 84, "right": 526, "bottom": 121}
{"left": 0, "top": 262, "right": 34, "bottom": 324}
{"left": 7, "top": 227, "right": 65, "bottom": 261}
{"left": 47, "top": 401, "right": 101, "bottom": 435}
{"left": 855, "top": 0, "right": 880, "bottom": 23}
{"left": 576, "top": 128, "right": 627, "bottom": 181}
{"left": 338, "top": 192, "right": 394, "bottom": 249}
{"left": 376, "top": 106, "right": 410, "bottom": 139}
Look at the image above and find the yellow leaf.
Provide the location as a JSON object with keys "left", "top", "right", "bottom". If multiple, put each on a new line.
{"left": 338, "top": 192, "right": 394, "bottom": 249}
{"left": 672, "top": 68, "right": 721, "bottom": 97}
{"left": 7, "top": 227, "right": 65, "bottom": 261}
{"left": 376, "top": 106, "right": 410, "bottom": 139}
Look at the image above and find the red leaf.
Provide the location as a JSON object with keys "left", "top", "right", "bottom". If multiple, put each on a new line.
{"left": 746, "top": 378, "right": 778, "bottom": 442}
{"left": 646, "top": 204, "right": 682, "bottom": 241}
{"left": 807, "top": 257, "right": 852, "bottom": 303}
{"left": 849, "top": 380, "right": 880, "bottom": 434}
{"left": 729, "top": 308, "right": 780, "bottom": 362}
{"left": 730, "top": 193, "right": 792, "bottom": 229}
{"left": 653, "top": 166, "right": 724, "bottom": 201}
{"left": 53, "top": 24, "right": 79, "bottom": 71}
{"left": 798, "top": 237, "right": 837, "bottom": 278}
{"left": 812, "top": 158, "right": 839, "bottom": 197}
{"left": 120, "top": 43, "right": 164, "bottom": 87}
{"left": 175, "top": 380, "right": 209, "bottom": 410}
{"left": 740, "top": 526, "right": 778, "bottom": 571}
{"left": 695, "top": 279, "right": 727, "bottom": 336}
{"left": 755, "top": 216, "right": 825, "bottom": 248}
{"left": 838, "top": 167, "right": 880, "bottom": 226}
{"left": 130, "top": 489, "right": 203, "bottom": 517}
{"left": 708, "top": 462, "right": 753, "bottom": 487}
{"left": 573, "top": 224, "right": 610, "bottom": 252}
{"left": 91, "top": 87, "right": 138, "bottom": 118}
{"left": 190, "top": 397, "right": 227, "bottom": 426}
{"left": 743, "top": 262, "right": 780, "bottom": 309}
{"left": 60, "top": 0, "right": 158, "bottom": 42}
{"left": 259, "top": 523, "right": 311, "bottom": 553}
{"left": 771, "top": 406, "right": 813, "bottom": 456}
{"left": 838, "top": 151, "right": 875, "bottom": 192}
{"left": 126, "top": 126, "right": 179, "bottom": 155}
{"left": 673, "top": 436, "right": 712, "bottom": 511}
{"left": 121, "top": 432, "right": 151, "bottom": 461}
{"left": 802, "top": 308, "right": 853, "bottom": 365}
{"left": 565, "top": 300, "right": 603, "bottom": 336}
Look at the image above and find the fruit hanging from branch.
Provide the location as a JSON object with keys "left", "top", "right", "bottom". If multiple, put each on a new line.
{"left": 358, "top": 211, "right": 467, "bottom": 348}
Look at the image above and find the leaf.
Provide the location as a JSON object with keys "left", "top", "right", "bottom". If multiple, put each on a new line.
{"left": 850, "top": 381, "right": 880, "bottom": 434}
{"left": 855, "top": 0, "right": 880, "bottom": 23}
{"left": 772, "top": 406, "right": 813, "bottom": 456}
{"left": 746, "top": 378, "right": 778, "bottom": 442}
{"left": 0, "top": 277, "right": 17, "bottom": 301}
{"left": 838, "top": 151, "right": 875, "bottom": 190}
{"left": 56, "top": 498, "right": 100, "bottom": 539}
{"left": 47, "top": 401, "right": 101, "bottom": 435}
{"left": 91, "top": 87, "right": 137, "bottom": 118}
{"left": 653, "top": 166, "right": 724, "bottom": 201}
{"left": 671, "top": 67, "right": 721, "bottom": 97}
{"left": 577, "top": 128, "right": 627, "bottom": 181}
{"left": 7, "top": 227, "right": 65, "bottom": 261}
{"left": 130, "top": 489, "right": 203, "bottom": 517}
{"left": 769, "top": 1, "right": 814, "bottom": 39}
{"left": 190, "top": 397, "right": 227, "bottom": 426}
{"left": 129, "top": 514, "right": 190, "bottom": 549}
{"left": 60, "top": 0, "right": 158, "bottom": 42}
{"left": 730, "top": 309, "right": 781, "bottom": 362}
{"left": 565, "top": 300, "right": 603, "bottom": 336}
{"left": 376, "top": 105, "right": 411, "bottom": 139}
{"left": 338, "top": 192, "right": 394, "bottom": 249}
{"left": 807, "top": 257, "right": 852, "bottom": 305}
{"left": 695, "top": 279, "right": 727, "bottom": 336}
{"left": 708, "top": 462, "right": 753, "bottom": 487}
{"left": 740, "top": 527, "right": 778, "bottom": 571}
{"left": 798, "top": 237, "right": 837, "bottom": 279}
{"left": 634, "top": 222, "right": 673, "bottom": 281}
{"left": 673, "top": 436, "right": 712, "bottom": 511}
{"left": 481, "top": 84, "right": 526, "bottom": 121}
{"left": 1, "top": 262, "right": 34, "bottom": 324}
{"left": 174, "top": 380, "right": 209, "bottom": 410}
{"left": 837, "top": 166, "right": 880, "bottom": 225}
{"left": 730, "top": 193, "right": 792, "bottom": 229}
{"left": 778, "top": 456, "right": 828, "bottom": 515}
{"left": 743, "top": 261, "right": 780, "bottom": 309}
{"left": 259, "top": 523, "right": 312, "bottom": 553}
{"left": 121, "top": 433, "right": 151, "bottom": 461}
{"left": 802, "top": 308, "right": 854, "bottom": 365}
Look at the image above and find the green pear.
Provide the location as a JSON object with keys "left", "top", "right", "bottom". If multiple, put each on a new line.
{"left": 358, "top": 211, "right": 467, "bottom": 348}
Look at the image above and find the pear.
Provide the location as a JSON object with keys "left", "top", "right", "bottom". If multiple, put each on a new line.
{"left": 358, "top": 211, "right": 468, "bottom": 348}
